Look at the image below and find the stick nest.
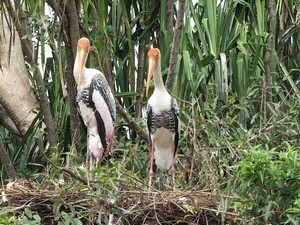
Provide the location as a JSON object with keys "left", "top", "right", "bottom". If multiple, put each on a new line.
{"left": 0, "top": 179, "right": 239, "bottom": 224}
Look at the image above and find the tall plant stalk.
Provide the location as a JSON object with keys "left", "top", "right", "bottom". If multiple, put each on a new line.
{"left": 263, "top": 0, "right": 275, "bottom": 117}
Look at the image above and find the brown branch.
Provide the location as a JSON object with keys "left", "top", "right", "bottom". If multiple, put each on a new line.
{"left": 116, "top": 101, "right": 150, "bottom": 143}
{"left": 263, "top": 0, "right": 275, "bottom": 105}
{"left": 0, "top": 105, "right": 20, "bottom": 135}
{"left": 165, "top": 0, "right": 185, "bottom": 90}
{"left": 45, "top": 0, "right": 68, "bottom": 24}
{"left": 0, "top": 137, "right": 17, "bottom": 180}
{"left": 48, "top": 159, "right": 88, "bottom": 185}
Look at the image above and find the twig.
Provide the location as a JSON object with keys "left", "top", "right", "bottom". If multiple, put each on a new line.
{"left": 116, "top": 100, "right": 150, "bottom": 142}
{"left": 248, "top": 117, "right": 286, "bottom": 142}
{"left": 46, "top": 158, "right": 88, "bottom": 185}
{"left": 197, "top": 206, "right": 240, "bottom": 218}
{"left": 95, "top": 196, "right": 130, "bottom": 216}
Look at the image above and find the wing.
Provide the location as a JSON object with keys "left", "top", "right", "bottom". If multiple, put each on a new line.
{"left": 88, "top": 72, "right": 116, "bottom": 151}
{"left": 90, "top": 73, "right": 116, "bottom": 122}
{"left": 171, "top": 97, "right": 180, "bottom": 154}
{"left": 146, "top": 105, "right": 153, "bottom": 139}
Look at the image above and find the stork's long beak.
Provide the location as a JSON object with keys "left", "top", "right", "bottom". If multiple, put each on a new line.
{"left": 146, "top": 56, "right": 157, "bottom": 97}
{"left": 77, "top": 49, "right": 88, "bottom": 91}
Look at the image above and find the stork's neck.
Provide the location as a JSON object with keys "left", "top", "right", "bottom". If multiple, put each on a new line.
{"left": 153, "top": 60, "right": 166, "bottom": 92}
{"left": 74, "top": 51, "right": 88, "bottom": 85}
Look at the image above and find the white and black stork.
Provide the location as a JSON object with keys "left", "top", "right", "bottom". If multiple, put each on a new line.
{"left": 73, "top": 37, "right": 116, "bottom": 170}
{"left": 146, "top": 48, "right": 180, "bottom": 187}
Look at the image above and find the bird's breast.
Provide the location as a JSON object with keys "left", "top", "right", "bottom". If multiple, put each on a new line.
{"left": 148, "top": 91, "right": 172, "bottom": 114}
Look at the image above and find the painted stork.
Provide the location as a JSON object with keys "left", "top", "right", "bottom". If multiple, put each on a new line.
{"left": 146, "top": 48, "right": 180, "bottom": 187}
{"left": 73, "top": 37, "right": 116, "bottom": 170}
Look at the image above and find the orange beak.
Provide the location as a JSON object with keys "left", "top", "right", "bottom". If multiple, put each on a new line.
{"left": 146, "top": 56, "right": 157, "bottom": 97}
{"left": 77, "top": 49, "right": 88, "bottom": 91}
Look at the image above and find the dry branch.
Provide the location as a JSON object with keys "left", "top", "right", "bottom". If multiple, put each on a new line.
{"left": 1, "top": 179, "right": 240, "bottom": 224}
{"left": 1, "top": 179, "right": 129, "bottom": 221}
{"left": 116, "top": 100, "right": 150, "bottom": 143}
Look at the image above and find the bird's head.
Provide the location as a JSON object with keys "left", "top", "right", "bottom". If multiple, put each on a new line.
{"left": 77, "top": 37, "right": 90, "bottom": 91}
{"left": 146, "top": 48, "right": 160, "bottom": 97}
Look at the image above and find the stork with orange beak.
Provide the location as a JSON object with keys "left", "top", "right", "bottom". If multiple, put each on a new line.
{"left": 146, "top": 48, "right": 180, "bottom": 187}
{"left": 73, "top": 37, "right": 116, "bottom": 169}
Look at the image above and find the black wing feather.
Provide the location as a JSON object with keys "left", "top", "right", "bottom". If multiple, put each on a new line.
{"left": 88, "top": 74, "right": 115, "bottom": 151}
{"left": 76, "top": 72, "right": 115, "bottom": 152}
{"left": 146, "top": 106, "right": 153, "bottom": 142}
{"left": 94, "top": 110, "right": 107, "bottom": 151}
{"left": 146, "top": 97, "right": 180, "bottom": 156}
{"left": 171, "top": 97, "right": 180, "bottom": 155}
{"left": 91, "top": 75, "right": 116, "bottom": 122}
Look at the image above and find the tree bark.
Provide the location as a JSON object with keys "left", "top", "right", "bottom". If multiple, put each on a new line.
{"left": 263, "top": 0, "right": 275, "bottom": 105}
{"left": 166, "top": 0, "right": 174, "bottom": 42}
{"left": 46, "top": 0, "right": 82, "bottom": 149}
{"left": 165, "top": 0, "right": 185, "bottom": 91}
{"left": 3, "top": 0, "right": 59, "bottom": 153}
{"left": 0, "top": 137, "right": 17, "bottom": 180}
{"left": 63, "top": 0, "right": 82, "bottom": 149}
{"left": 0, "top": 105, "right": 20, "bottom": 135}
{"left": 135, "top": 39, "right": 146, "bottom": 119}
{"left": 0, "top": 9, "right": 39, "bottom": 135}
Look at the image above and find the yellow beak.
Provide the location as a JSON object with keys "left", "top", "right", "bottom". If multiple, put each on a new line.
{"left": 146, "top": 57, "right": 157, "bottom": 97}
{"left": 77, "top": 49, "right": 88, "bottom": 91}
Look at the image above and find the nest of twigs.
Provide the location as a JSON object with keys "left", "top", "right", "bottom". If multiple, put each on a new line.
{"left": 0, "top": 179, "right": 240, "bottom": 224}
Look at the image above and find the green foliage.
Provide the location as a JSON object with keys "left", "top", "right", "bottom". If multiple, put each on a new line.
{"left": 232, "top": 144, "right": 300, "bottom": 224}
{"left": 0, "top": 208, "right": 41, "bottom": 225}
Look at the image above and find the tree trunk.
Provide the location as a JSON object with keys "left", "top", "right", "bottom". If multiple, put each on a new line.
{"left": 135, "top": 39, "right": 146, "bottom": 119}
{"left": 0, "top": 11, "right": 38, "bottom": 135}
{"left": 2, "top": 0, "right": 59, "bottom": 153}
{"left": 0, "top": 137, "right": 17, "bottom": 180}
{"left": 64, "top": 0, "right": 82, "bottom": 149}
{"left": 165, "top": 0, "right": 185, "bottom": 91}
{"left": 166, "top": 0, "right": 174, "bottom": 42}
{"left": 46, "top": 0, "right": 82, "bottom": 149}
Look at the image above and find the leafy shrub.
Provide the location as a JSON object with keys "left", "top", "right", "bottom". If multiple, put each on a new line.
{"left": 232, "top": 143, "right": 300, "bottom": 224}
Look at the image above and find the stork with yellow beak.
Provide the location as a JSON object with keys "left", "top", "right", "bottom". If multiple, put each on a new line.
{"left": 73, "top": 37, "right": 116, "bottom": 169}
{"left": 146, "top": 48, "right": 180, "bottom": 187}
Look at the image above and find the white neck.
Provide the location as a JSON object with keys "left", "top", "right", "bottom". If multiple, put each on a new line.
{"left": 73, "top": 51, "right": 87, "bottom": 84}
{"left": 153, "top": 56, "right": 166, "bottom": 92}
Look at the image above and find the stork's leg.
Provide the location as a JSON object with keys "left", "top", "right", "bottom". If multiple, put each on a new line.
{"left": 104, "top": 136, "right": 114, "bottom": 160}
{"left": 171, "top": 140, "right": 176, "bottom": 190}
{"left": 148, "top": 141, "right": 155, "bottom": 187}
{"left": 87, "top": 143, "right": 91, "bottom": 188}
{"left": 108, "top": 132, "right": 114, "bottom": 155}
{"left": 89, "top": 153, "right": 94, "bottom": 173}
